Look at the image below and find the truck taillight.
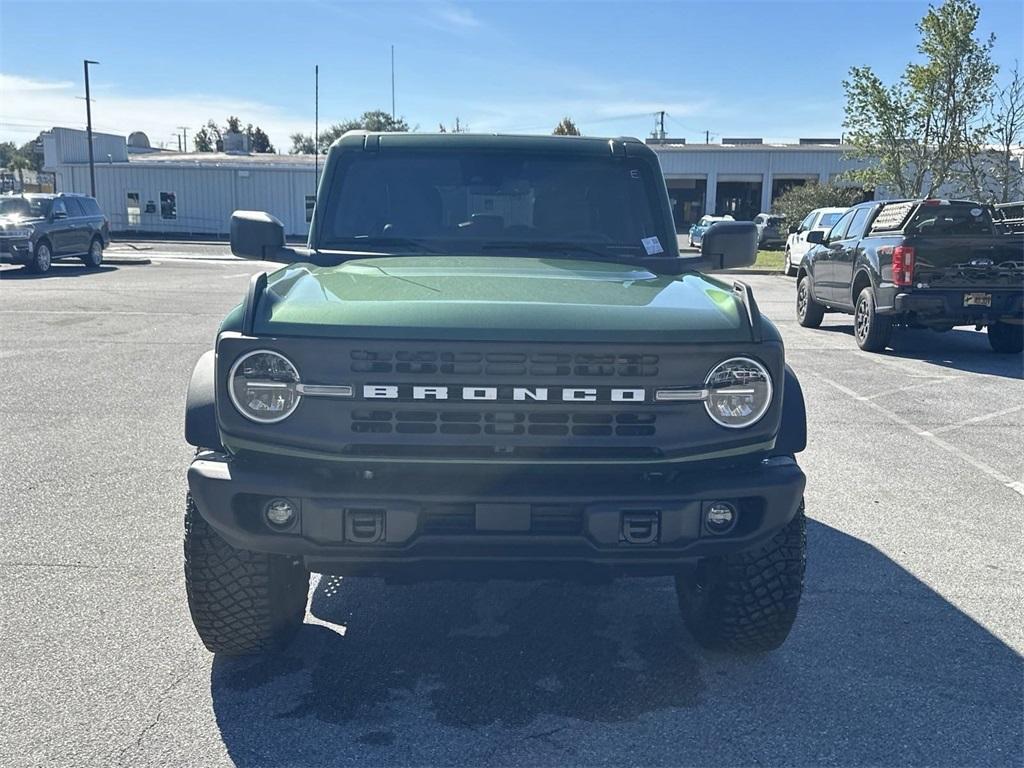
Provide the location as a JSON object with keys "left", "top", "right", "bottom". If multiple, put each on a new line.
{"left": 892, "top": 245, "right": 915, "bottom": 287}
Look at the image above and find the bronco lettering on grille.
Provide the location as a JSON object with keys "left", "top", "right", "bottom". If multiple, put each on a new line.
{"left": 362, "top": 385, "right": 648, "bottom": 403}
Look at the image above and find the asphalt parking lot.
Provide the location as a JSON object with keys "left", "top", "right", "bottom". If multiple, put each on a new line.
{"left": 1, "top": 247, "right": 1022, "bottom": 767}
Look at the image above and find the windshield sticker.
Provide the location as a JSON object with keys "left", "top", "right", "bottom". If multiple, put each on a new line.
{"left": 641, "top": 236, "right": 664, "bottom": 256}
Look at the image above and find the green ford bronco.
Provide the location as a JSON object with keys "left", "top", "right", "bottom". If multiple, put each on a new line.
{"left": 184, "top": 133, "right": 808, "bottom": 655}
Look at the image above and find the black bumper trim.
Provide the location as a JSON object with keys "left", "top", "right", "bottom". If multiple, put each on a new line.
{"left": 187, "top": 454, "right": 806, "bottom": 573}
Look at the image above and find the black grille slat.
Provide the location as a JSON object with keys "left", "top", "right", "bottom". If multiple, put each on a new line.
{"left": 349, "top": 348, "right": 660, "bottom": 378}
{"left": 350, "top": 408, "right": 658, "bottom": 439}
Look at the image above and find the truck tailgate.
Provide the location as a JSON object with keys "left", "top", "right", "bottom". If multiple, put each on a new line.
{"left": 910, "top": 234, "right": 1024, "bottom": 290}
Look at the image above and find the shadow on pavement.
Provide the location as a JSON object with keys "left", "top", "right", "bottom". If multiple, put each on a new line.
{"left": 0, "top": 264, "right": 118, "bottom": 280}
{"left": 210, "top": 521, "right": 1022, "bottom": 766}
{"left": 817, "top": 322, "right": 1023, "bottom": 379}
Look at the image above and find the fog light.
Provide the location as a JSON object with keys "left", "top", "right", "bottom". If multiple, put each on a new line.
{"left": 264, "top": 497, "right": 297, "bottom": 528}
{"left": 704, "top": 501, "right": 737, "bottom": 534}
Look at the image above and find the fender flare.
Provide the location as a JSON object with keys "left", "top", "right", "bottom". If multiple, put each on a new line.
{"left": 185, "top": 350, "right": 223, "bottom": 451}
{"left": 776, "top": 364, "right": 807, "bottom": 455}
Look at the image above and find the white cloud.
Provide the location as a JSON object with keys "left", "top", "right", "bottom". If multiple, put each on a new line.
{"left": 0, "top": 72, "right": 311, "bottom": 151}
{"left": 425, "top": 3, "right": 484, "bottom": 32}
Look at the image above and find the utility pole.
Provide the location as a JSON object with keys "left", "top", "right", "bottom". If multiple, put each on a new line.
{"left": 657, "top": 111, "right": 666, "bottom": 140}
{"left": 176, "top": 134, "right": 181, "bottom": 152}
{"left": 177, "top": 126, "right": 189, "bottom": 152}
{"left": 84, "top": 59, "right": 99, "bottom": 197}
{"left": 314, "top": 65, "right": 319, "bottom": 195}
{"left": 391, "top": 45, "right": 396, "bottom": 122}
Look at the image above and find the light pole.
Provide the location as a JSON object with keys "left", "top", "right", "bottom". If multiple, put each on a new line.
{"left": 84, "top": 59, "right": 99, "bottom": 196}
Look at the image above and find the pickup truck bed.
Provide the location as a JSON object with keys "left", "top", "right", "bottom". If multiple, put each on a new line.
{"left": 797, "top": 199, "right": 1024, "bottom": 352}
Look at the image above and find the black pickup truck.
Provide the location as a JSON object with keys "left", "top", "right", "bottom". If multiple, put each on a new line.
{"left": 796, "top": 199, "right": 1024, "bottom": 353}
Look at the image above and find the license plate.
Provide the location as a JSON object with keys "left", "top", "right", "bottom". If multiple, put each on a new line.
{"left": 963, "top": 292, "right": 992, "bottom": 307}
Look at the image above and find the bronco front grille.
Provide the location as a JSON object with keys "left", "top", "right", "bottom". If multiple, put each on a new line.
{"left": 351, "top": 409, "right": 657, "bottom": 437}
{"left": 350, "top": 350, "right": 660, "bottom": 378}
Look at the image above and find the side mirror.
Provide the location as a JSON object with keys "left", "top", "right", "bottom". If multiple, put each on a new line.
{"left": 230, "top": 210, "right": 304, "bottom": 262}
{"left": 805, "top": 230, "right": 825, "bottom": 245}
{"left": 788, "top": 224, "right": 799, "bottom": 234}
{"left": 699, "top": 221, "right": 758, "bottom": 270}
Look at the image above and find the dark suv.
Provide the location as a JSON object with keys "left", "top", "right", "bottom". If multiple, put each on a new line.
{"left": 183, "top": 132, "right": 809, "bottom": 657}
{"left": 0, "top": 193, "right": 111, "bottom": 273}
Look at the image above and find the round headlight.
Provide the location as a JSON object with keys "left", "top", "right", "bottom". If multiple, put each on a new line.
{"left": 228, "top": 350, "right": 302, "bottom": 423}
{"left": 704, "top": 357, "right": 773, "bottom": 429}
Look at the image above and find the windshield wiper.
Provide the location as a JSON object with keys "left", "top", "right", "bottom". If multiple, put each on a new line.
{"left": 323, "top": 236, "right": 446, "bottom": 254}
{"left": 479, "top": 241, "right": 624, "bottom": 261}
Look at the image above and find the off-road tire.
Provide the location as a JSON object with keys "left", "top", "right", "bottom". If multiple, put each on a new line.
{"left": 676, "top": 500, "right": 806, "bottom": 652}
{"left": 27, "top": 240, "right": 52, "bottom": 274}
{"left": 184, "top": 493, "right": 308, "bottom": 655}
{"left": 853, "top": 287, "right": 892, "bottom": 352}
{"left": 988, "top": 321, "right": 1023, "bottom": 354}
{"left": 783, "top": 247, "right": 797, "bottom": 277}
{"left": 82, "top": 236, "right": 103, "bottom": 268}
{"left": 796, "top": 275, "right": 824, "bottom": 328}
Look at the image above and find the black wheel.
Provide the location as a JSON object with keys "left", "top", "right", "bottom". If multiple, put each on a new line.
{"left": 82, "top": 236, "right": 103, "bottom": 268}
{"left": 27, "top": 240, "right": 53, "bottom": 273}
{"left": 184, "top": 493, "right": 308, "bottom": 655}
{"left": 853, "top": 287, "right": 892, "bottom": 352}
{"left": 988, "top": 321, "right": 1024, "bottom": 354}
{"left": 676, "top": 500, "right": 806, "bottom": 652}
{"left": 783, "top": 248, "right": 797, "bottom": 277}
{"left": 796, "top": 275, "right": 825, "bottom": 328}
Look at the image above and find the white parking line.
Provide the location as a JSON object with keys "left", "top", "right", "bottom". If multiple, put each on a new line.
{"left": 861, "top": 377, "right": 961, "bottom": 401}
{"left": 926, "top": 404, "right": 1024, "bottom": 435}
{"left": 819, "top": 376, "right": 1024, "bottom": 497}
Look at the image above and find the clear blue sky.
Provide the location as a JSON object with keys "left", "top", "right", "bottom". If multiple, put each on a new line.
{"left": 1, "top": 0, "right": 1021, "bottom": 151}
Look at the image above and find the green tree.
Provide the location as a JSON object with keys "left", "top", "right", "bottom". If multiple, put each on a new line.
{"left": 246, "top": 124, "right": 275, "bottom": 153}
{"left": 17, "top": 139, "right": 43, "bottom": 171}
{"left": 289, "top": 132, "right": 316, "bottom": 154}
{"left": 771, "top": 182, "right": 867, "bottom": 227}
{"left": 193, "top": 120, "right": 222, "bottom": 152}
{"left": 0, "top": 141, "right": 18, "bottom": 168}
{"left": 553, "top": 117, "right": 581, "bottom": 136}
{"left": 289, "top": 110, "right": 410, "bottom": 154}
{"left": 8, "top": 153, "right": 31, "bottom": 191}
{"left": 959, "top": 63, "right": 1024, "bottom": 202}
{"left": 842, "top": 0, "right": 997, "bottom": 197}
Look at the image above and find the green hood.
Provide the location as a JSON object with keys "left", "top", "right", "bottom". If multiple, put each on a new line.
{"left": 253, "top": 256, "right": 752, "bottom": 343}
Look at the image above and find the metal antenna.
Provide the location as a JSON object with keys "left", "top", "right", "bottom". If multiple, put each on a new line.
{"left": 314, "top": 64, "right": 319, "bottom": 196}
{"left": 391, "top": 45, "right": 396, "bottom": 122}
{"left": 84, "top": 59, "right": 99, "bottom": 196}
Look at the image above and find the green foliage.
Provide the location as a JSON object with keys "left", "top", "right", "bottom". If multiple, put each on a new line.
{"left": 289, "top": 132, "right": 316, "bottom": 154}
{"left": 289, "top": 110, "right": 410, "bottom": 154}
{"left": 771, "top": 182, "right": 866, "bottom": 226}
{"left": 959, "top": 63, "right": 1024, "bottom": 202}
{"left": 842, "top": 0, "right": 997, "bottom": 197}
{"left": 0, "top": 141, "right": 18, "bottom": 168}
{"left": 246, "top": 124, "right": 274, "bottom": 153}
{"left": 193, "top": 120, "right": 221, "bottom": 152}
{"left": 553, "top": 117, "right": 581, "bottom": 136}
{"left": 193, "top": 117, "right": 273, "bottom": 152}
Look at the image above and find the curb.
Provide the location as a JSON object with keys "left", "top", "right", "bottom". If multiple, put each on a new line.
{"left": 104, "top": 256, "right": 152, "bottom": 266}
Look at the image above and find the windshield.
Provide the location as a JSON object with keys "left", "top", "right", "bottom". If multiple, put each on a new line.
{"left": 0, "top": 196, "right": 51, "bottom": 218}
{"left": 319, "top": 149, "right": 667, "bottom": 258}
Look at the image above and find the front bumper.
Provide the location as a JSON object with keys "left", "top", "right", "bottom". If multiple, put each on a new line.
{"left": 888, "top": 289, "right": 1024, "bottom": 323}
{"left": 187, "top": 454, "right": 806, "bottom": 577}
{"left": 0, "top": 237, "right": 32, "bottom": 264}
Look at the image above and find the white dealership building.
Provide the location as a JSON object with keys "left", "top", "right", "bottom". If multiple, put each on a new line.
{"left": 40, "top": 127, "right": 892, "bottom": 237}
